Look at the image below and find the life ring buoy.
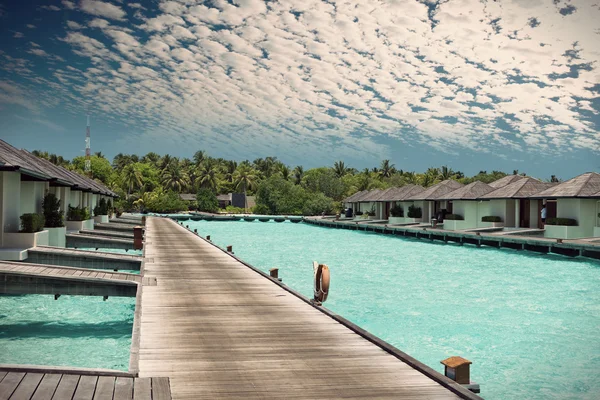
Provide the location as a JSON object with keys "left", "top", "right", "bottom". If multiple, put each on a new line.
{"left": 313, "top": 261, "right": 330, "bottom": 303}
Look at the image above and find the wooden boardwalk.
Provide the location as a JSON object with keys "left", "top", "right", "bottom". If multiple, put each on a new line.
{"left": 0, "top": 261, "right": 155, "bottom": 297}
{"left": 140, "top": 217, "right": 478, "bottom": 399}
{"left": 0, "top": 369, "right": 170, "bottom": 400}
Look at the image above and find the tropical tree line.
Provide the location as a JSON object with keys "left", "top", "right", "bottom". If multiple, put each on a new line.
{"left": 31, "top": 150, "right": 560, "bottom": 215}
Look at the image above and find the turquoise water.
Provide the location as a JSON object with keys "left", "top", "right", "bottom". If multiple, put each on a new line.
{"left": 0, "top": 248, "right": 140, "bottom": 370}
{"left": 184, "top": 219, "right": 600, "bottom": 400}
{"left": 0, "top": 295, "right": 134, "bottom": 370}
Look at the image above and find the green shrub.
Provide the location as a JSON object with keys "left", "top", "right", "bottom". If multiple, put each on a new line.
{"left": 481, "top": 216, "right": 502, "bottom": 223}
{"left": 252, "top": 204, "right": 270, "bottom": 215}
{"left": 225, "top": 205, "right": 246, "bottom": 214}
{"left": 545, "top": 217, "right": 577, "bottom": 226}
{"left": 390, "top": 205, "right": 404, "bottom": 217}
{"left": 407, "top": 205, "right": 422, "bottom": 218}
{"left": 93, "top": 198, "right": 109, "bottom": 216}
{"left": 445, "top": 214, "right": 464, "bottom": 220}
{"left": 196, "top": 189, "right": 218, "bottom": 213}
{"left": 302, "top": 193, "right": 335, "bottom": 216}
{"left": 366, "top": 210, "right": 375, "bottom": 216}
{"left": 355, "top": 211, "right": 363, "bottom": 216}
{"left": 42, "top": 193, "right": 63, "bottom": 227}
{"left": 67, "top": 205, "right": 90, "bottom": 221}
{"left": 20, "top": 213, "right": 45, "bottom": 233}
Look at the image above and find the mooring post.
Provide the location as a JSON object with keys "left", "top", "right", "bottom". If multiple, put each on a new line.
{"left": 141, "top": 216, "right": 146, "bottom": 225}
{"left": 134, "top": 226, "right": 143, "bottom": 250}
{"left": 269, "top": 268, "right": 279, "bottom": 280}
{"left": 440, "top": 356, "right": 480, "bottom": 394}
{"left": 206, "top": 235, "right": 211, "bottom": 241}
{"left": 194, "top": 229, "right": 197, "bottom": 234}
{"left": 227, "top": 245, "right": 233, "bottom": 253}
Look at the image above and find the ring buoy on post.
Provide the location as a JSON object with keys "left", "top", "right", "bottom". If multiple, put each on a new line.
{"left": 313, "top": 261, "right": 330, "bottom": 303}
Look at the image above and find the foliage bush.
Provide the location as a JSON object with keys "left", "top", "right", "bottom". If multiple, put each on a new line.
{"left": 196, "top": 188, "right": 218, "bottom": 213}
{"left": 93, "top": 198, "right": 109, "bottom": 215}
{"left": 225, "top": 205, "right": 246, "bottom": 214}
{"left": 255, "top": 176, "right": 306, "bottom": 215}
{"left": 390, "top": 205, "right": 404, "bottom": 217}
{"left": 407, "top": 205, "right": 422, "bottom": 218}
{"left": 138, "top": 189, "right": 188, "bottom": 213}
{"left": 20, "top": 213, "right": 45, "bottom": 233}
{"left": 481, "top": 215, "right": 502, "bottom": 223}
{"left": 545, "top": 217, "right": 577, "bottom": 226}
{"left": 252, "top": 204, "right": 270, "bottom": 215}
{"left": 42, "top": 193, "right": 63, "bottom": 227}
{"left": 302, "top": 192, "right": 335, "bottom": 216}
{"left": 67, "top": 206, "right": 90, "bottom": 221}
{"left": 355, "top": 211, "right": 363, "bottom": 216}
{"left": 444, "top": 214, "right": 464, "bottom": 220}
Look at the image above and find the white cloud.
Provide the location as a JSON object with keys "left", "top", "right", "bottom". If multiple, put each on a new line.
{"left": 4, "top": 0, "right": 599, "bottom": 161}
{"left": 80, "top": 0, "right": 126, "bottom": 21}
{"left": 39, "top": 5, "right": 61, "bottom": 11}
{"left": 62, "top": 0, "right": 76, "bottom": 10}
{"left": 26, "top": 24, "right": 36, "bottom": 29}
{"left": 13, "top": 32, "right": 24, "bottom": 38}
{"left": 67, "top": 20, "right": 84, "bottom": 30}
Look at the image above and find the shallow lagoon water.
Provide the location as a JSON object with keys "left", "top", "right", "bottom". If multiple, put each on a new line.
{"left": 184, "top": 219, "right": 600, "bottom": 400}
{"left": 0, "top": 247, "right": 139, "bottom": 370}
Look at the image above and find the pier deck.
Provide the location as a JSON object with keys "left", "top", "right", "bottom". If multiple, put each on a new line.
{"left": 27, "top": 246, "right": 142, "bottom": 270}
{"left": 140, "top": 217, "right": 478, "bottom": 399}
{"left": 0, "top": 367, "right": 170, "bottom": 400}
{"left": 0, "top": 261, "right": 155, "bottom": 297}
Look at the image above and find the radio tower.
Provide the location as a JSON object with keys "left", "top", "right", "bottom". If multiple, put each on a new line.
{"left": 85, "top": 114, "right": 91, "bottom": 175}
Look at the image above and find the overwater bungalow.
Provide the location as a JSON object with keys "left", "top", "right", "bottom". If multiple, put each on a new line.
{"left": 343, "top": 190, "right": 369, "bottom": 215}
{"left": 488, "top": 174, "right": 525, "bottom": 188}
{"left": 436, "top": 181, "right": 496, "bottom": 231}
{"left": 479, "top": 177, "right": 555, "bottom": 228}
{"left": 530, "top": 172, "right": 600, "bottom": 239}
{"left": 0, "top": 139, "right": 117, "bottom": 259}
{"left": 355, "top": 189, "right": 384, "bottom": 218}
{"left": 405, "top": 179, "right": 464, "bottom": 223}
{"left": 376, "top": 184, "right": 426, "bottom": 223}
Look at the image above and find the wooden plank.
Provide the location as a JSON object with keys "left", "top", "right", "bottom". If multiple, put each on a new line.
{"left": 9, "top": 372, "right": 44, "bottom": 400}
{"left": 133, "top": 378, "right": 151, "bottom": 400}
{"left": 0, "top": 372, "right": 25, "bottom": 399}
{"left": 92, "top": 376, "right": 114, "bottom": 400}
{"left": 150, "top": 378, "right": 170, "bottom": 400}
{"left": 0, "top": 371, "right": 7, "bottom": 382}
{"left": 31, "top": 374, "right": 62, "bottom": 400}
{"left": 72, "top": 375, "right": 98, "bottom": 400}
{"left": 113, "top": 377, "right": 133, "bottom": 400}
{"left": 51, "top": 375, "right": 79, "bottom": 399}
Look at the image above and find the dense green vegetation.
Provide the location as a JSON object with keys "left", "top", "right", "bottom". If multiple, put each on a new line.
{"left": 42, "top": 193, "right": 64, "bottom": 227}
{"left": 20, "top": 213, "right": 45, "bottom": 233}
{"left": 31, "top": 150, "right": 557, "bottom": 215}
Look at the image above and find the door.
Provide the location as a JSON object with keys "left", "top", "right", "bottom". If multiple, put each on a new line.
{"left": 384, "top": 202, "right": 390, "bottom": 219}
{"left": 520, "top": 199, "right": 530, "bottom": 228}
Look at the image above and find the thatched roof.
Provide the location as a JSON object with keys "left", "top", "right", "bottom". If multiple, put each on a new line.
{"left": 0, "top": 139, "right": 117, "bottom": 197}
{"left": 439, "top": 181, "right": 495, "bottom": 200}
{"left": 488, "top": 174, "right": 525, "bottom": 189}
{"left": 359, "top": 189, "right": 383, "bottom": 202}
{"left": 343, "top": 190, "right": 368, "bottom": 203}
{"left": 0, "top": 140, "right": 51, "bottom": 180}
{"left": 376, "top": 184, "right": 426, "bottom": 201}
{"left": 481, "top": 178, "right": 555, "bottom": 199}
{"left": 406, "top": 180, "right": 463, "bottom": 200}
{"left": 530, "top": 172, "right": 600, "bottom": 198}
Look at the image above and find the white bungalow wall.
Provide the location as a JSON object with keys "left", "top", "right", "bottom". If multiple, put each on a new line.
{"left": 545, "top": 198, "right": 597, "bottom": 238}
{"left": 19, "top": 181, "right": 47, "bottom": 215}
{"left": 70, "top": 190, "right": 82, "bottom": 208}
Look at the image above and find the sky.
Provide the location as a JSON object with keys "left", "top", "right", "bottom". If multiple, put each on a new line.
{"left": 0, "top": 0, "right": 598, "bottom": 179}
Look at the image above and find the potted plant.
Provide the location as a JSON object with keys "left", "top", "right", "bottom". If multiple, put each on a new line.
{"left": 93, "top": 198, "right": 110, "bottom": 223}
{"left": 66, "top": 205, "right": 94, "bottom": 231}
{"left": 406, "top": 205, "right": 423, "bottom": 223}
{"left": 3, "top": 213, "right": 49, "bottom": 248}
{"left": 481, "top": 215, "right": 504, "bottom": 228}
{"left": 443, "top": 213, "right": 464, "bottom": 231}
{"left": 389, "top": 205, "right": 404, "bottom": 224}
{"left": 43, "top": 193, "right": 66, "bottom": 247}
{"left": 544, "top": 217, "right": 580, "bottom": 239}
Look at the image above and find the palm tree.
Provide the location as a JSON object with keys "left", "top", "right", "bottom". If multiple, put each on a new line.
{"left": 439, "top": 166, "right": 455, "bottom": 181}
{"left": 403, "top": 171, "right": 419, "bottom": 185}
{"left": 223, "top": 160, "right": 238, "bottom": 183}
{"left": 142, "top": 152, "right": 160, "bottom": 165}
{"left": 293, "top": 165, "right": 304, "bottom": 185}
{"left": 279, "top": 164, "right": 291, "bottom": 181}
{"left": 197, "top": 161, "right": 220, "bottom": 192}
{"left": 94, "top": 151, "right": 104, "bottom": 158}
{"left": 333, "top": 161, "right": 348, "bottom": 178}
{"left": 379, "top": 160, "right": 396, "bottom": 179}
{"left": 193, "top": 150, "right": 207, "bottom": 166}
{"left": 123, "top": 164, "right": 143, "bottom": 199}
{"left": 160, "top": 154, "right": 173, "bottom": 170}
{"left": 233, "top": 164, "right": 258, "bottom": 212}
{"left": 161, "top": 162, "right": 190, "bottom": 192}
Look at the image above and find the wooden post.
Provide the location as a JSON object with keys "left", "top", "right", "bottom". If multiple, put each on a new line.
{"left": 134, "top": 226, "right": 143, "bottom": 250}
{"left": 269, "top": 268, "right": 279, "bottom": 279}
{"left": 206, "top": 235, "right": 211, "bottom": 241}
{"left": 194, "top": 229, "right": 197, "bottom": 234}
{"left": 226, "top": 245, "right": 233, "bottom": 253}
{"left": 141, "top": 216, "right": 146, "bottom": 225}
